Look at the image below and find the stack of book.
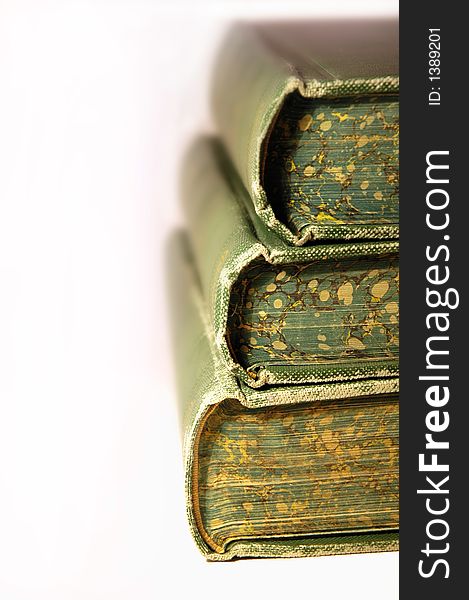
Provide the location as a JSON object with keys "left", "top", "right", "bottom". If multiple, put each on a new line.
{"left": 170, "top": 20, "right": 399, "bottom": 560}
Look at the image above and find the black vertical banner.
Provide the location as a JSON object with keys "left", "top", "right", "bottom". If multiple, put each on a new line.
{"left": 400, "top": 3, "right": 467, "bottom": 596}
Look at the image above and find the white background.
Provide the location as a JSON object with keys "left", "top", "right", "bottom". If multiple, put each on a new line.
{"left": 0, "top": 1, "right": 399, "bottom": 598}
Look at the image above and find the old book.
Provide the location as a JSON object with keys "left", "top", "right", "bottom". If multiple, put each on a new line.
{"left": 212, "top": 20, "right": 399, "bottom": 244}
{"left": 181, "top": 138, "right": 399, "bottom": 390}
{"left": 168, "top": 231, "right": 399, "bottom": 560}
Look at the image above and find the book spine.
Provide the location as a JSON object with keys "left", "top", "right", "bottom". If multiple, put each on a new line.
{"left": 179, "top": 138, "right": 266, "bottom": 346}
{"left": 167, "top": 231, "right": 242, "bottom": 556}
{"left": 211, "top": 26, "right": 296, "bottom": 211}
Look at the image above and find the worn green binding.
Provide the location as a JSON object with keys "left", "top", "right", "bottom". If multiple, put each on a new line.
{"left": 181, "top": 138, "right": 399, "bottom": 389}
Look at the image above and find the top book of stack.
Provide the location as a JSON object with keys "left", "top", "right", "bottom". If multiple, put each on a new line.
{"left": 212, "top": 19, "right": 399, "bottom": 245}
